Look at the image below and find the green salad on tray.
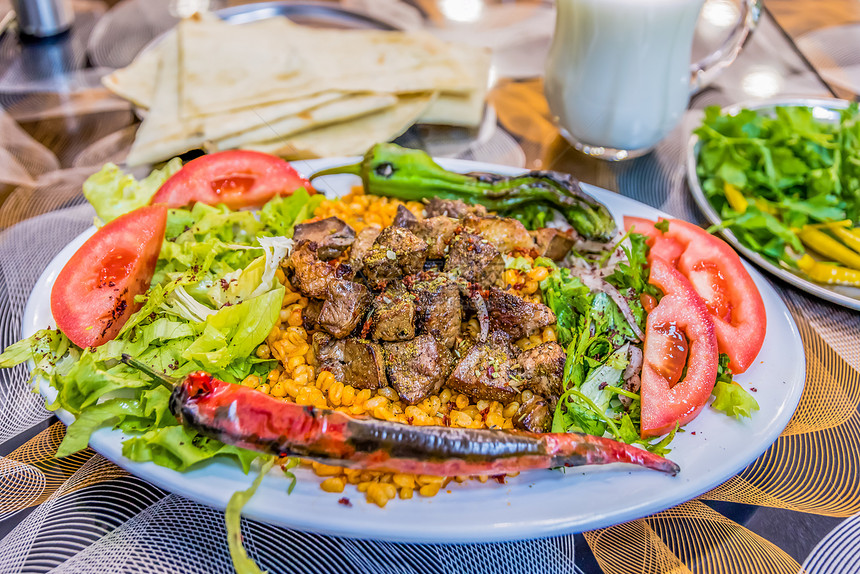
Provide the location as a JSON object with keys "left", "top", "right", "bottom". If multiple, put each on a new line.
{"left": 694, "top": 101, "right": 860, "bottom": 286}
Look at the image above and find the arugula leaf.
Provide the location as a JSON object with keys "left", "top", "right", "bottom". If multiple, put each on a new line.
{"left": 696, "top": 102, "right": 860, "bottom": 264}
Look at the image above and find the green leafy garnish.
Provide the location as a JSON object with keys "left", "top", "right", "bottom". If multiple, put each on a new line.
{"left": 710, "top": 354, "right": 760, "bottom": 419}
{"left": 695, "top": 103, "right": 860, "bottom": 264}
{"left": 226, "top": 457, "right": 276, "bottom": 574}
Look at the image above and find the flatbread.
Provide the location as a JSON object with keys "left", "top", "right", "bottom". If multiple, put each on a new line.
{"left": 418, "top": 44, "right": 492, "bottom": 127}
{"left": 213, "top": 93, "right": 398, "bottom": 151}
{"left": 125, "top": 32, "right": 196, "bottom": 166}
{"left": 179, "top": 18, "right": 476, "bottom": 118}
{"left": 244, "top": 93, "right": 436, "bottom": 159}
{"left": 177, "top": 16, "right": 303, "bottom": 119}
{"left": 101, "top": 41, "right": 160, "bottom": 108}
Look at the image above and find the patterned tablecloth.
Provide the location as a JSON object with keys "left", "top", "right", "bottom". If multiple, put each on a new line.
{"left": 0, "top": 1, "right": 858, "bottom": 573}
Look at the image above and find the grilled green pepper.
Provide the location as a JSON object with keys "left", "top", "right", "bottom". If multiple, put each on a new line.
{"left": 309, "top": 143, "right": 617, "bottom": 242}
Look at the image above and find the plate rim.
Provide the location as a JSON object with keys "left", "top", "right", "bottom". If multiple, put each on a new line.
{"left": 24, "top": 156, "right": 806, "bottom": 543}
{"left": 685, "top": 96, "right": 860, "bottom": 311}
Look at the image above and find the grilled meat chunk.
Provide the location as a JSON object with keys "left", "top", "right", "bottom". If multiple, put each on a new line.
{"left": 530, "top": 228, "right": 576, "bottom": 261}
{"left": 348, "top": 225, "right": 381, "bottom": 273}
{"left": 383, "top": 334, "right": 454, "bottom": 404}
{"left": 443, "top": 232, "right": 504, "bottom": 288}
{"left": 392, "top": 204, "right": 418, "bottom": 227}
{"left": 363, "top": 226, "right": 428, "bottom": 288}
{"left": 514, "top": 396, "right": 552, "bottom": 433}
{"left": 370, "top": 285, "right": 416, "bottom": 341}
{"left": 464, "top": 215, "right": 535, "bottom": 254}
{"left": 447, "top": 335, "right": 520, "bottom": 402}
{"left": 288, "top": 241, "right": 338, "bottom": 299}
{"left": 318, "top": 280, "right": 371, "bottom": 338}
{"left": 517, "top": 342, "right": 566, "bottom": 404}
{"left": 314, "top": 333, "right": 386, "bottom": 389}
{"left": 487, "top": 287, "right": 556, "bottom": 340}
{"left": 292, "top": 217, "right": 355, "bottom": 260}
{"left": 302, "top": 298, "right": 324, "bottom": 330}
{"left": 409, "top": 216, "right": 459, "bottom": 259}
{"left": 424, "top": 197, "right": 487, "bottom": 219}
{"left": 408, "top": 273, "right": 462, "bottom": 348}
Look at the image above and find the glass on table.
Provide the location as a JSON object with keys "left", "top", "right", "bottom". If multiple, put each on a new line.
{"left": 544, "top": 0, "right": 762, "bottom": 161}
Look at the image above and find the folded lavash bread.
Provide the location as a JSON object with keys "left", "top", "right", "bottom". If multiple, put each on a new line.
{"left": 108, "top": 13, "right": 491, "bottom": 165}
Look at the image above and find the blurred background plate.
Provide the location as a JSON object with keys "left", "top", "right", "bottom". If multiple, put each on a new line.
{"left": 686, "top": 96, "right": 860, "bottom": 311}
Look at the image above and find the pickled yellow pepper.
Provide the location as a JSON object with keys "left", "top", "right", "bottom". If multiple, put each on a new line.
{"left": 798, "top": 226, "right": 860, "bottom": 270}
{"left": 797, "top": 255, "right": 860, "bottom": 286}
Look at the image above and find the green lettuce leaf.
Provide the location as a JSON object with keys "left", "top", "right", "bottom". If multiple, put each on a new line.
{"left": 83, "top": 158, "right": 182, "bottom": 223}
{"left": 226, "top": 457, "right": 275, "bottom": 574}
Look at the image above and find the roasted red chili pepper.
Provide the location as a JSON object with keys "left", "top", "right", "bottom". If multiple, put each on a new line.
{"left": 165, "top": 370, "right": 679, "bottom": 476}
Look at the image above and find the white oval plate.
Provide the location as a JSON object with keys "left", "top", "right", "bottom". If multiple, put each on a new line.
{"left": 25, "top": 158, "right": 804, "bottom": 543}
{"left": 686, "top": 97, "right": 860, "bottom": 311}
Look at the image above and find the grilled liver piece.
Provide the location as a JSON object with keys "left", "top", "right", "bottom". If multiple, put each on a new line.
{"left": 517, "top": 342, "right": 566, "bottom": 404}
{"left": 383, "top": 334, "right": 454, "bottom": 404}
{"left": 409, "top": 216, "right": 459, "bottom": 259}
{"left": 318, "top": 279, "right": 371, "bottom": 338}
{"left": 446, "top": 334, "right": 520, "bottom": 402}
{"left": 348, "top": 225, "right": 381, "bottom": 273}
{"left": 292, "top": 217, "right": 355, "bottom": 260}
{"left": 302, "top": 298, "right": 323, "bottom": 330}
{"left": 409, "top": 273, "right": 462, "bottom": 348}
{"left": 463, "top": 215, "right": 535, "bottom": 254}
{"left": 392, "top": 204, "right": 418, "bottom": 227}
{"left": 362, "top": 227, "right": 428, "bottom": 288}
{"left": 530, "top": 228, "right": 576, "bottom": 261}
{"left": 314, "top": 333, "right": 387, "bottom": 389}
{"left": 486, "top": 287, "right": 556, "bottom": 340}
{"left": 514, "top": 396, "right": 553, "bottom": 433}
{"left": 424, "top": 197, "right": 487, "bottom": 219}
{"left": 370, "top": 284, "right": 416, "bottom": 341}
{"left": 443, "top": 232, "right": 504, "bottom": 288}
{"left": 288, "top": 241, "right": 337, "bottom": 299}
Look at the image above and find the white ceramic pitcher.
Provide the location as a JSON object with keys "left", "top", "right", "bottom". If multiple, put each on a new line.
{"left": 545, "top": 0, "right": 761, "bottom": 160}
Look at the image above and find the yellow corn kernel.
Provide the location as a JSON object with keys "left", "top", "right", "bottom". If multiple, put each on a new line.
{"left": 400, "top": 487, "right": 414, "bottom": 500}
{"left": 503, "top": 401, "right": 520, "bottom": 418}
{"left": 455, "top": 394, "right": 470, "bottom": 410}
{"left": 419, "top": 483, "right": 441, "bottom": 497}
{"left": 320, "top": 477, "right": 345, "bottom": 493}
{"left": 282, "top": 291, "right": 302, "bottom": 306}
{"left": 365, "top": 396, "right": 389, "bottom": 411}
{"left": 504, "top": 269, "right": 520, "bottom": 286}
{"left": 257, "top": 383, "right": 271, "bottom": 395}
{"left": 328, "top": 381, "right": 344, "bottom": 406}
{"left": 542, "top": 326, "right": 558, "bottom": 342}
{"left": 529, "top": 266, "right": 550, "bottom": 282}
{"left": 439, "top": 389, "right": 453, "bottom": 404}
{"left": 312, "top": 462, "right": 344, "bottom": 477}
{"left": 486, "top": 413, "right": 505, "bottom": 429}
{"left": 286, "top": 355, "right": 305, "bottom": 373}
{"left": 355, "top": 389, "right": 372, "bottom": 405}
{"left": 450, "top": 410, "right": 473, "bottom": 427}
{"left": 316, "top": 371, "right": 336, "bottom": 391}
{"left": 392, "top": 473, "right": 416, "bottom": 489}
{"left": 349, "top": 404, "right": 366, "bottom": 416}
{"left": 255, "top": 345, "right": 271, "bottom": 360}
{"left": 378, "top": 386, "right": 399, "bottom": 401}
{"left": 270, "top": 381, "right": 288, "bottom": 398}
{"left": 342, "top": 385, "right": 356, "bottom": 406}
{"left": 287, "top": 307, "right": 304, "bottom": 327}
{"left": 241, "top": 374, "right": 260, "bottom": 388}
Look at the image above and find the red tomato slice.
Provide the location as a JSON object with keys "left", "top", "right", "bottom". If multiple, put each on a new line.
{"left": 150, "top": 150, "right": 313, "bottom": 210}
{"left": 625, "top": 215, "right": 766, "bottom": 374}
{"left": 623, "top": 216, "right": 683, "bottom": 266}
{"left": 51, "top": 205, "right": 167, "bottom": 348}
{"left": 641, "top": 257, "right": 719, "bottom": 438}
